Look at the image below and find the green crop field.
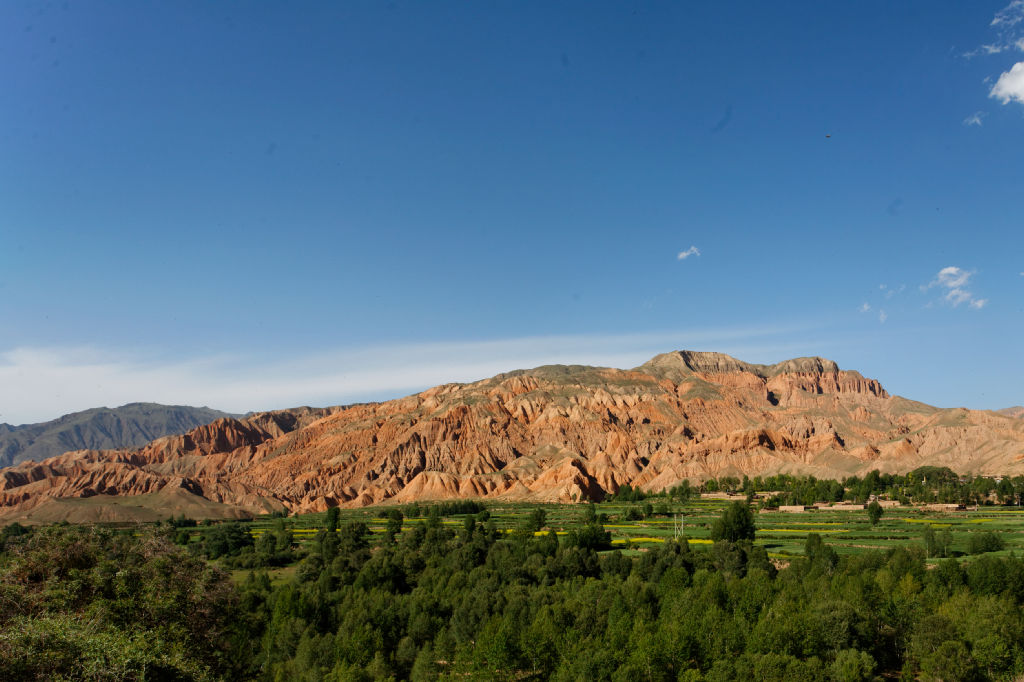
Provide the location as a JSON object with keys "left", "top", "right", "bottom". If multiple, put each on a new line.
{"left": 217, "top": 498, "right": 1024, "bottom": 565}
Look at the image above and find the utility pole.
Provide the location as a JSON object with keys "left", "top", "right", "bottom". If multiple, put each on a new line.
{"left": 673, "top": 512, "right": 685, "bottom": 539}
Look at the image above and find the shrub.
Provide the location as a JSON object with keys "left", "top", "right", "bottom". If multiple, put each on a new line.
{"left": 968, "top": 531, "right": 1005, "bottom": 555}
{"left": 0, "top": 525, "right": 243, "bottom": 680}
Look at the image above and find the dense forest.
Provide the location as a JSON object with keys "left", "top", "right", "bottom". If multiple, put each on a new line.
{"left": 3, "top": 497, "right": 1024, "bottom": 681}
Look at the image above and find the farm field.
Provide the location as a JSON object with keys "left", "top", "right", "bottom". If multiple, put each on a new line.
{"left": 224, "top": 498, "right": 1024, "bottom": 564}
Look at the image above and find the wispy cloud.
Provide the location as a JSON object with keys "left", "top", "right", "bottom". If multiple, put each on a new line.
{"left": 945, "top": 288, "right": 973, "bottom": 306}
{"left": 933, "top": 266, "right": 972, "bottom": 289}
{"left": 963, "top": 111, "right": 986, "bottom": 126}
{"left": 991, "top": 62, "right": 1024, "bottom": 104}
{"left": 677, "top": 246, "right": 701, "bottom": 260}
{"left": 966, "top": 44, "right": 1009, "bottom": 57}
{"left": 992, "top": 0, "right": 1024, "bottom": 28}
{"left": 0, "top": 325, "right": 820, "bottom": 425}
{"left": 923, "top": 266, "right": 988, "bottom": 309}
{"left": 971, "top": 2, "right": 1024, "bottom": 107}
{"left": 862, "top": 286, "right": 902, "bottom": 322}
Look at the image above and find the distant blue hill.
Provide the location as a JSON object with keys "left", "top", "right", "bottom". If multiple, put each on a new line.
{"left": 0, "top": 403, "right": 235, "bottom": 468}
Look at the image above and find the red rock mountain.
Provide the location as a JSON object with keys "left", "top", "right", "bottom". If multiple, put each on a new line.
{"left": 2, "top": 351, "right": 1023, "bottom": 521}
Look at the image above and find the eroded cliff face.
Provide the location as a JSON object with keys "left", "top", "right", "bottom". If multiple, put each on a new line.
{"left": 2, "top": 352, "right": 1023, "bottom": 521}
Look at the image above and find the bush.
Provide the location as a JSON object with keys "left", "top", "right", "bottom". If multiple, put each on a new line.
{"left": 968, "top": 531, "right": 1005, "bottom": 555}
{"left": 0, "top": 525, "right": 243, "bottom": 679}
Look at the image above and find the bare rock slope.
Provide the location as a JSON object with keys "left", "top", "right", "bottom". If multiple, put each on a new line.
{"left": 2, "top": 351, "right": 1023, "bottom": 521}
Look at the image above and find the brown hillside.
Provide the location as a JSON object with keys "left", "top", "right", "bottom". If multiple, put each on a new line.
{"left": 2, "top": 351, "right": 1023, "bottom": 521}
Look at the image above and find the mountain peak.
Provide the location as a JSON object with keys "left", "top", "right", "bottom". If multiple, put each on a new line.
{"left": 638, "top": 350, "right": 841, "bottom": 380}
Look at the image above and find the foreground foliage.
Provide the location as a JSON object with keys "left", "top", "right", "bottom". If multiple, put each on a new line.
{"left": 5, "top": 503, "right": 1024, "bottom": 680}
{"left": 0, "top": 525, "right": 244, "bottom": 680}
{"left": 238, "top": 509, "right": 1024, "bottom": 681}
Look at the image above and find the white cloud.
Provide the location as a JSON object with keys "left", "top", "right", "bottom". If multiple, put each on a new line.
{"left": 933, "top": 266, "right": 972, "bottom": 289}
{"left": 859, "top": 303, "right": 871, "bottom": 313}
{"left": 991, "top": 62, "right": 1024, "bottom": 104}
{"left": 992, "top": 0, "right": 1024, "bottom": 27}
{"left": 970, "top": 4, "right": 1024, "bottom": 103}
{"left": 969, "top": 44, "right": 1008, "bottom": 57}
{"left": 945, "top": 288, "right": 973, "bottom": 306}
{"left": 925, "top": 266, "right": 987, "bottom": 309}
{"left": 0, "top": 325, "right": 820, "bottom": 425}
{"left": 879, "top": 310, "right": 888, "bottom": 323}
{"left": 677, "top": 246, "right": 701, "bottom": 260}
{"left": 963, "top": 111, "right": 986, "bottom": 126}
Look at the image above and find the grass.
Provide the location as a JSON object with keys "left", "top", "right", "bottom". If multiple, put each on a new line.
{"left": 229, "top": 565, "right": 295, "bottom": 587}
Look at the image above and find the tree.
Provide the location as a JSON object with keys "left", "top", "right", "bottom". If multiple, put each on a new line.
{"left": 867, "top": 501, "right": 883, "bottom": 526}
{"left": 0, "top": 522, "right": 28, "bottom": 552}
{"left": 326, "top": 506, "right": 340, "bottom": 533}
{"left": 523, "top": 508, "right": 547, "bottom": 533}
{"left": 923, "top": 525, "right": 937, "bottom": 558}
{"left": 830, "top": 648, "right": 875, "bottom": 682}
{"left": 384, "top": 509, "right": 404, "bottom": 543}
{"left": 568, "top": 524, "right": 611, "bottom": 551}
{"left": 672, "top": 479, "right": 693, "bottom": 502}
{"left": 967, "top": 531, "right": 1005, "bottom": 555}
{"left": 711, "top": 501, "right": 756, "bottom": 543}
{"left": 804, "top": 533, "right": 838, "bottom": 573}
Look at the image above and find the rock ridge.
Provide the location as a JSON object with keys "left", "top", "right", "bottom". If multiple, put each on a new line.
{"left": 0, "top": 352, "right": 1020, "bottom": 521}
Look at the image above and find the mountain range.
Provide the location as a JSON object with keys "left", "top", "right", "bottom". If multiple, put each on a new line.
{"left": 0, "top": 403, "right": 234, "bottom": 469}
{"left": 1, "top": 351, "right": 1022, "bottom": 523}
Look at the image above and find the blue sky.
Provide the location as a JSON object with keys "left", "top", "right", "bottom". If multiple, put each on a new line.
{"left": 2, "top": 1, "right": 1023, "bottom": 424}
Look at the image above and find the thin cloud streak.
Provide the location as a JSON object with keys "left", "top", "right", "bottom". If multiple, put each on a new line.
{"left": 992, "top": 0, "right": 1024, "bottom": 28}
{"left": 963, "top": 111, "right": 985, "bottom": 126}
{"left": 0, "top": 325, "right": 820, "bottom": 424}
{"left": 923, "top": 266, "right": 987, "bottom": 309}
